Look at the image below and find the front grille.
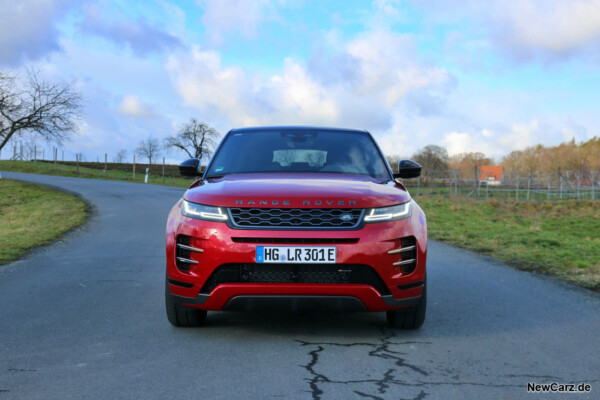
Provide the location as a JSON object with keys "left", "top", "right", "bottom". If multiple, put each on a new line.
{"left": 201, "top": 263, "right": 390, "bottom": 295}
{"left": 231, "top": 237, "right": 359, "bottom": 244}
{"left": 228, "top": 208, "right": 364, "bottom": 229}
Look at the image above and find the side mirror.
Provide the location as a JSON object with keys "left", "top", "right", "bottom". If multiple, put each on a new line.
{"left": 394, "top": 160, "right": 421, "bottom": 179}
{"left": 179, "top": 158, "right": 201, "bottom": 177}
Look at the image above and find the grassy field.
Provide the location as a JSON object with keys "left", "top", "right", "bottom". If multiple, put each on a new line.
{"left": 0, "top": 179, "right": 89, "bottom": 265}
{"left": 0, "top": 160, "right": 194, "bottom": 188}
{"left": 416, "top": 197, "right": 600, "bottom": 290}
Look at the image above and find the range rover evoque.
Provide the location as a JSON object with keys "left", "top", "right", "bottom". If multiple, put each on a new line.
{"left": 165, "top": 126, "right": 427, "bottom": 329}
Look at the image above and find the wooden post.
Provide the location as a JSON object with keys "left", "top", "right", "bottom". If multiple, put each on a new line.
{"left": 591, "top": 172, "right": 596, "bottom": 200}
{"left": 454, "top": 169, "right": 458, "bottom": 196}
{"left": 34, "top": 145, "right": 37, "bottom": 165}
{"left": 54, "top": 148, "right": 57, "bottom": 170}
{"left": 527, "top": 171, "right": 531, "bottom": 201}
{"left": 104, "top": 153, "right": 107, "bottom": 173}
{"left": 516, "top": 173, "right": 520, "bottom": 200}
{"left": 558, "top": 168, "right": 563, "bottom": 199}
{"left": 42, "top": 148, "right": 45, "bottom": 160}
{"left": 162, "top": 157, "right": 165, "bottom": 184}
{"left": 76, "top": 154, "right": 80, "bottom": 175}
{"left": 133, "top": 154, "right": 136, "bottom": 179}
{"left": 547, "top": 174, "right": 551, "bottom": 200}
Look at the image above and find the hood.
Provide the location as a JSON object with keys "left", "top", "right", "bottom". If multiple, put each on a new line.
{"left": 184, "top": 173, "right": 410, "bottom": 208}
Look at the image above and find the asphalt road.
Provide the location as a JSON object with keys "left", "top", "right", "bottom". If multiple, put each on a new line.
{"left": 1, "top": 171, "right": 599, "bottom": 400}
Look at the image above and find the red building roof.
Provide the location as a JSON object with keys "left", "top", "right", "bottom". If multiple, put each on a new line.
{"left": 480, "top": 165, "right": 504, "bottom": 181}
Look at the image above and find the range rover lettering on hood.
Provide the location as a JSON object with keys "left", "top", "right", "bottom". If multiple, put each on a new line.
{"left": 235, "top": 200, "right": 357, "bottom": 206}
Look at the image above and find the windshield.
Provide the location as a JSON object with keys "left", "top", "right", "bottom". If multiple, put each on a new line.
{"left": 205, "top": 129, "right": 391, "bottom": 180}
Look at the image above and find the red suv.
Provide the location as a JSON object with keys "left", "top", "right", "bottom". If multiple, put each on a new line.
{"left": 165, "top": 126, "right": 427, "bottom": 329}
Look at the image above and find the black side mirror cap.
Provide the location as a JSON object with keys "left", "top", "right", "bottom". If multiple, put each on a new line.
{"left": 179, "top": 158, "right": 202, "bottom": 177}
{"left": 394, "top": 160, "right": 421, "bottom": 179}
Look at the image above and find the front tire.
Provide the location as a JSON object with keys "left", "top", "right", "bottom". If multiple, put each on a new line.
{"left": 165, "top": 279, "right": 207, "bottom": 327}
{"left": 386, "top": 279, "right": 426, "bottom": 329}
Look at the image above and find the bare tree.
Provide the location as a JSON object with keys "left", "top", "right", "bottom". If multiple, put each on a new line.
{"left": 385, "top": 154, "right": 402, "bottom": 173}
{"left": 412, "top": 145, "right": 449, "bottom": 173}
{"left": 135, "top": 136, "right": 161, "bottom": 164}
{"left": 113, "top": 148, "right": 128, "bottom": 163}
{"left": 164, "top": 118, "right": 220, "bottom": 163}
{"left": 0, "top": 69, "right": 81, "bottom": 152}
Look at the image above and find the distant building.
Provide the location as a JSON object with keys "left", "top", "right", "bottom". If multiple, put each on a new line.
{"left": 480, "top": 165, "right": 504, "bottom": 186}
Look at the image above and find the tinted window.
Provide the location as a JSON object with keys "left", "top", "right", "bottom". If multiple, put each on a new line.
{"left": 206, "top": 130, "right": 390, "bottom": 180}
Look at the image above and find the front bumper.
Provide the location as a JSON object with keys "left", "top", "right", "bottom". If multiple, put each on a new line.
{"left": 166, "top": 203, "right": 427, "bottom": 312}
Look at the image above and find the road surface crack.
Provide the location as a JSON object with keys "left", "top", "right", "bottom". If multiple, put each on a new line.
{"left": 297, "top": 328, "right": 432, "bottom": 399}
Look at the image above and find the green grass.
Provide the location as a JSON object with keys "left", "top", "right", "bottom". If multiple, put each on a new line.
{"left": 416, "top": 197, "right": 600, "bottom": 290}
{"left": 0, "top": 160, "right": 194, "bottom": 188}
{"left": 0, "top": 179, "right": 88, "bottom": 265}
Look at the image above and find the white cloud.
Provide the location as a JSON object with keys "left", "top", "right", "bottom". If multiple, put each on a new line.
{"left": 197, "top": 0, "right": 271, "bottom": 46}
{"left": 495, "top": 0, "right": 600, "bottom": 54}
{"left": 117, "top": 95, "right": 154, "bottom": 117}
{"left": 167, "top": 29, "right": 451, "bottom": 131}
{"left": 497, "top": 118, "right": 540, "bottom": 150}
{"left": 0, "top": 0, "right": 73, "bottom": 65}
{"left": 442, "top": 130, "right": 499, "bottom": 157}
{"left": 412, "top": 0, "right": 600, "bottom": 62}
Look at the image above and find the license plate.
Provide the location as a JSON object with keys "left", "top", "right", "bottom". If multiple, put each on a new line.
{"left": 256, "top": 246, "right": 336, "bottom": 264}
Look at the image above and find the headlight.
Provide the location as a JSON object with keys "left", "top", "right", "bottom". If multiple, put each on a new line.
{"left": 364, "top": 202, "right": 411, "bottom": 223}
{"left": 181, "top": 199, "right": 228, "bottom": 221}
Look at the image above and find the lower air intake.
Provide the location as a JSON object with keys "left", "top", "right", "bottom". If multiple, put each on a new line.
{"left": 201, "top": 263, "right": 389, "bottom": 295}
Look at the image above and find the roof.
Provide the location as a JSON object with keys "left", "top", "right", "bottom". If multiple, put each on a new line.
{"left": 229, "top": 126, "right": 368, "bottom": 134}
{"left": 480, "top": 165, "right": 504, "bottom": 181}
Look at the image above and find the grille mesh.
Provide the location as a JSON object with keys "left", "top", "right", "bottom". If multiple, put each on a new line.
{"left": 201, "top": 263, "right": 390, "bottom": 295}
{"left": 229, "top": 208, "right": 363, "bottom": 228}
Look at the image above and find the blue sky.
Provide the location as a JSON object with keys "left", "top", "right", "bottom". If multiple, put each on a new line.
{"left": 1, "top": 0, "right": 600, "bottom": 163}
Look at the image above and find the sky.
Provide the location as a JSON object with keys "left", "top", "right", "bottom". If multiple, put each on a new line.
{"left": 1, "top": 0, "right": 600, "bottom": 163}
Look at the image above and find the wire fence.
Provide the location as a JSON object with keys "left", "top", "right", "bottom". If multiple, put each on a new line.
{"left": 404, "top": 169, "right": 599, "bottom": 201}
{"left": 2, "top": 142, "right": 598, "bottom": 200}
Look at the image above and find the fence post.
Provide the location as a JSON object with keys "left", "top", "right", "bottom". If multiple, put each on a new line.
{"left": 76, "top": 154, "right": 80, "bottom": 175}
{"left": 454, "top": 169, "right": 458, "bottom": 196}
{"left": 104, "top": 153, "right": 107, "bottom": 172}
{"left": 162, "top": 157, "right": 165, "bottom": 184}
{"left": 547, "top": 174, "right": 551, "bottom": 200}
{"left": 133, "top": 154, "right": 136, "bottom": 179}
{"left": 557, "top": 168, "right": 562, "bottom": 199}
{"left": 42, "top": 148, "right": 45, "bottom": 160}
{"left": 516, "top": 173, "right": 520, "bottom": 200}
{"left": 34, "top": 145, "right": 37, "bottom": 166}
{"left": 525, "top": 172, "right": 529, "bottom": 200}
{"left": 576, "top": 173, "right": 581, "bottom": 200}
{"left": 62, "top": 150, "right": 64, "bottom": 162}
{"left": 591, "top": 172, "right": 596, "bottom": 200}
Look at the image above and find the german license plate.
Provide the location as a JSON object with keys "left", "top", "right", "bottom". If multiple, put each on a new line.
{"left": 256, "top": 246, "right": 336, "bottom": 264}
